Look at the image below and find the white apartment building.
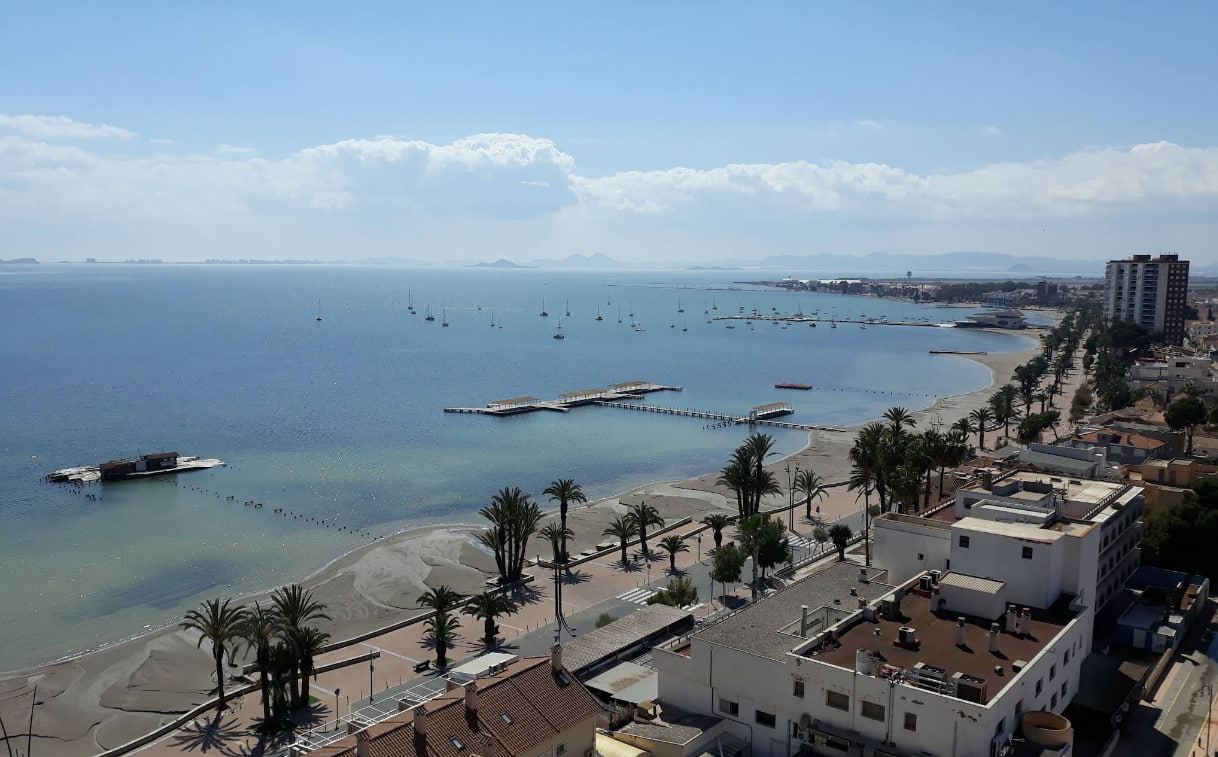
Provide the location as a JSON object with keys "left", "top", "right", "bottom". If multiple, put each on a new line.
{"left": 1104, "top": 253, "right": 1190, "bottom": 345}
{"left": 647, "top": 473, "right": 1142, "bottom": 757}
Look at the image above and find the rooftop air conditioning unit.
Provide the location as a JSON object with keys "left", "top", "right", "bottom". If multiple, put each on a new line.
{"left": 952, "top": 672, "right": 988, "bottom": 703}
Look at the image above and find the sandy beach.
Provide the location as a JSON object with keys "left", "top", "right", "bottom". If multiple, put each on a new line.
{"left": 0, "top": 333, "right": 1045, "bottom": 756}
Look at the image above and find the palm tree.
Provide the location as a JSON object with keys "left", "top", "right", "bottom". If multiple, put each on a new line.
{"left": 294, "top": 625, "right": 330, "bottom": 696}
{"left": 271, "top": 584, "right": 330, "bottom": 709}
{"left": 828, "top": 523, "right": 853, "bottom": 561}
{"left": 658, "top": 534, "right": 690, "bottom": 573}
{"left": 239, "top": 602, "right": 278, "bottom": 725}
{"left": 538, "top": 523, "right": 574, "bottom": 565}
{"left": 423, "top": 610, "right": 461, "bottom": 668}
{"left": 543, "top": 479, "right": 586, "bottom": 564}
{"left": 477, "top": 487, "right": 543, "bottom": 584}
{"left": 627, "top": 501, "right": 665, "bottom": 559}
{"left": 951, "top": 417, "right": 975, "bottom": 439}
{"left": 991, "top": 384, "right": 1019, "bottom": 438}
{"left": 969, "top": 407, "right": 994, "bottom": 450}
{"left": 603, "top": 516, "right": 639, "bottom": 565}
{"left": 716, "top": 457, "right": 750, "bottom": 518}
{"left": 883, "top": 406, "right": 916, "bottom": 435}
{"left": 418, "top": 585, "right": 465, "bottom": 614}
{"left": 462, "top": 591, "right": 518, "bottom": 647}
{"left": 181, "top": 598, "right": 249, "bottom": 711}
{"left": 794, "top": 469, "right": 827, "bottom": 519}
{"left": 850, "top": 423, "right": 888, "bottom": 512}
{"left": 702, "top": 513, "right": 731, "bottom": 549}
{"left": 742, "top": 433, "right": 779, "bottom": 515}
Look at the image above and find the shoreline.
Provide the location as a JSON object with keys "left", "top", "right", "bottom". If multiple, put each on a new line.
{"left": 0, "top": 330, "right": 1045, "bottom": 754}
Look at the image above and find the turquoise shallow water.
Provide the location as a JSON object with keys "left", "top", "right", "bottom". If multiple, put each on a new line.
{"left": 0, "top": 266, "right": 1034, "bottom": 670}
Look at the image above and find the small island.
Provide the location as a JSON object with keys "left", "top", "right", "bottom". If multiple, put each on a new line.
{"left": 468, "top": 258, "right": 536, "bottom": 269}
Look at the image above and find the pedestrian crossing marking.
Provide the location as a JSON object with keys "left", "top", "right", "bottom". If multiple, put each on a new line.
{"left": 616, "top": 587, "right": 657, "bottom": 605}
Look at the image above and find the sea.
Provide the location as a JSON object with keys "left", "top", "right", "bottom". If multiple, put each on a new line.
{"left": 0, "top": 265, "right": 1039, "bottom": 671}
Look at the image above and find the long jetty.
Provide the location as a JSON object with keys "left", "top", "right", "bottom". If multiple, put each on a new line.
{"left": 595, "top": 400, "right": 843, "bottom": 432}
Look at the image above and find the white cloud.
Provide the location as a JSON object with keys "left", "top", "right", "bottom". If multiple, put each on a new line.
{"left": 2, "top": 114, "right": 1217, "bottom": 262}
{"left": 575, "top": 142, "right": 1218, "bottom": 220}
{"left": 0, "top": 114, "right": 135, "bottom": 139}
{"left": 149, "top": 138, "right": 175, "bottom": 145}
{"left": 857, "top": 119, "right": 883, "bottom": 130}
{"left": 981, "top": 125, "right": 1002, "bottom": 136}
{"left": 217, "top": 144, "right": 256, "bottom": 154}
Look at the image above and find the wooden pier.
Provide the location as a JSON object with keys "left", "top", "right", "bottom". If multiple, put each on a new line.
{"left": 444, "top": 381, "right": 682, "bottom": 416}
{"left": 595, "top": 400, "right": 843, "bottom": 432}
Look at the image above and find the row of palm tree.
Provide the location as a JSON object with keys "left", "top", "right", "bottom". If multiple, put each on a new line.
{"left": 413, "top": 585, "right": 522, "bottom": 668}
{"left": 602, "top": 500, "right": 667, "bottom": 563}
{"left": 180, "top": 584, "right": 331, "bottom": 729}
{"left": 847, "top": 407, "right": 970, "bottom": 517}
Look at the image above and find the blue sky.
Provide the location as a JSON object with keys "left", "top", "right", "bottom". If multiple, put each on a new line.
{"left": 1, "top": 2, "right": 1216, "bottom": 264}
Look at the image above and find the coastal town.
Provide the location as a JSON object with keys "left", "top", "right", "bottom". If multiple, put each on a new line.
{"left": 5, "top": 253, "right": 1218, "bottom": 757}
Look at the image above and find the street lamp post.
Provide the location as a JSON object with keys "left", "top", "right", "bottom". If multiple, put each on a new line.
{"left": 785, "top": 463, "right": 795, "bottom": 532}
{"left": 369, "top": 660, "right": 375, "bottom": 703}
{"left": 697, "top": 533, "right": 703, "bottom": 564}
{"left": 334, "top": 688, "right": 341, "bottom": 725}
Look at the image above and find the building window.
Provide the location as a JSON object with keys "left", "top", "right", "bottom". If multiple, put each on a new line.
{"left": 826, "top": 691, "right": 849, "bottom": 711}
{"left": 793, "top": 679, "right": 805, "bottom": 698}
{"left": 1064, "top": 648, "right": 1071, "bottom": 664}
{"left": 959, "top": 536, "right": 971, "bottom": 548}
{"left": 1036, "top": 679, "right": 1043, "bottom": 696}
{"left": 996, "top": 718, "right": 1006, "bottom": 734}
{"left": 917, "top": 552, "right": 924, "bottom": 561}
{"left": 755, "top": 710, "right": 776, "bottom": 728}
{"left": 718, "top": 698, "right": 739, "bottom": 716}
{"left": 861, "top": 701, "right": 886, "bottom": 721}
{"left": 904, "top": 712, "right": 917, "bottom": 731}
{"left": 1022, "top": 546, "right": 1034, "bottom": 559}
{"left": 450, "top": 737, "right": 465, "bottom": 751}
{"left": 557, "top": 744, "right": 567, "bottom": 757}
{"left": 1051, "top": 693, "right": 1058, "bottom": 708}
{"left": 1062, "top": 681, "right": 1068, "bottom": 698}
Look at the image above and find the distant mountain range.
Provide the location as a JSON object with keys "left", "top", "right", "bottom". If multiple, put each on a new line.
{"left": 468, "top": 258, "right": 536, "bottom": 269}
{"left": 525, "top": 253, "right": 627, "bottom": 269}
{"left": 746, "top": 252, "right": 1106, "bottom": 277}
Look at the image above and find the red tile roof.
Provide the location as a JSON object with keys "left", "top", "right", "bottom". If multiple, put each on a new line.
{"left": 313, "top": 656, "right": 601, "bottom": 757}
{"left": 1076, "top": 430, "right": 1166, "bottom": 450}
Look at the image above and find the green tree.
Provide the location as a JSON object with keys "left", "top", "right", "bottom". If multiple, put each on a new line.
{"left": 423, "top": 610, "right": 461, "bottom": 668}
{"left": 794, "top": 469, "right": 827, "bottom": 519}
{"left": 813, "top": 526, "right": 829, "bottom": 555}
{"left": 828, "top": 524, "right": 853, "bottom": 561}
{"left": 626, "top": 501, "right": 665, "bottom": 559}
{"left": 658, "top": 534, "right": 689, "bottom": 573}
{"left": 462, "top": 591, "right": 518, "bottom": 647}
{"left": 603, "top": 516, "right": 639, "bottom": 565}
{"left": 595, "top": 613, "right": 616, "bottom": 628}
{"left": 883, "top": 406, "right": 916, "bottom": 434}
{"left": 181, "top": 598, "right": 249, "bottom": 711}
{"left": 538, "top": 522, "right": 574, "bottom": 565}
{"left": 239, "top": 603, "right": 278, "bottom": 726}
{"left": 293, "top": 625, "right": 330, "bottom": 698}
{"left": 647, "top": 576, "right": 699, "bottom": 607}
{"left": 1166, "top": 396, "right": 1207, "bottom": 456}
{"left": 969, "top": 407, "right": 994, "bottom": 450}
{"left": 477, "top": 487, "right": 544, "bottom": 584}
{"left": 709, "top": 543, "right": 746, "bottom": 604}
{"left": 702, "top": 513, "right": 731, "bottom": 549}
{"left": 270, "top": 584, "right": 331, "bottom": 710}
{"left": 543, "top": 478, "right": 586, "bottom": 564}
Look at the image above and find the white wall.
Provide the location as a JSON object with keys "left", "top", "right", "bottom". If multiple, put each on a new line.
{"left": 873, "top": 517, "right": 951, "bottom": 584}
{"left": 949, "top": 521, "right": 1065, "bottom": 610}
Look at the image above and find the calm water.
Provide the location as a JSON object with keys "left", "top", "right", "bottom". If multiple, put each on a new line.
{"left": 0, "top": 265, "right": 1034, "bottom": 670}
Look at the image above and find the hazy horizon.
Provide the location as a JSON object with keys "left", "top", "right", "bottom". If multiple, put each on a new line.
{"left": 2, "top": 4, "right": 1216, "bottom": 265}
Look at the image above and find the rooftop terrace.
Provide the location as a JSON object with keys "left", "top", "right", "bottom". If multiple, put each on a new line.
{"left": 693, "top": 563, "right": 892, "bottom": 661}
{"left": 806, "top": 578, "right": 1077, "bottom": 704}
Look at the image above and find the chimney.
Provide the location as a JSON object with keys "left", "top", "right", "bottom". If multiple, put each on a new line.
{"left": 955, "top": 617, "right": 967, "bottom": 647}
{"left": 465, "top": 681, "right": 478, "bottom": 713}
{"left": 356, "top": 730, "right": 371, "bottom": 757}
{"left": 800, "top": 605, "right": 810, "bottom": 637}
{"left": 1017, "top": 608, "right": 1031, "bottom": 636}
{"left": 859, "top": 567, "right": 870, "bottom": 583}
{"left": 988, "top": 623, "right": 1000, "bottom": 654}
{"left": 1005, "top": 604, "right": 1018, "bottom": 633}
{"left": 858, "top": 596, "right": 867, "bottom": 610}
{"left": 414, "top": 704, "right": 429, "bottom": 736}
{"left": 873, "top": 627, "right": 882, "bottom": 653}
{"left": 551, "top": 643, "right": 564, "bottom": 673}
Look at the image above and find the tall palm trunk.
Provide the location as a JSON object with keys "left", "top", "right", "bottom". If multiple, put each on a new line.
{"left": 559, "top": 500, "right": 569, "bottom": 563}
{"left": 212, "top": 645, "right": 227, "bottom": 710}
{"left": 258, "top": 646, "right": 272, "bottom": 724}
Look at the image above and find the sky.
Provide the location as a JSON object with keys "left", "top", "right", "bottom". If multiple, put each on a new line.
{"left": 1, "top": 2, "right": 1216, "bottom": 265}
